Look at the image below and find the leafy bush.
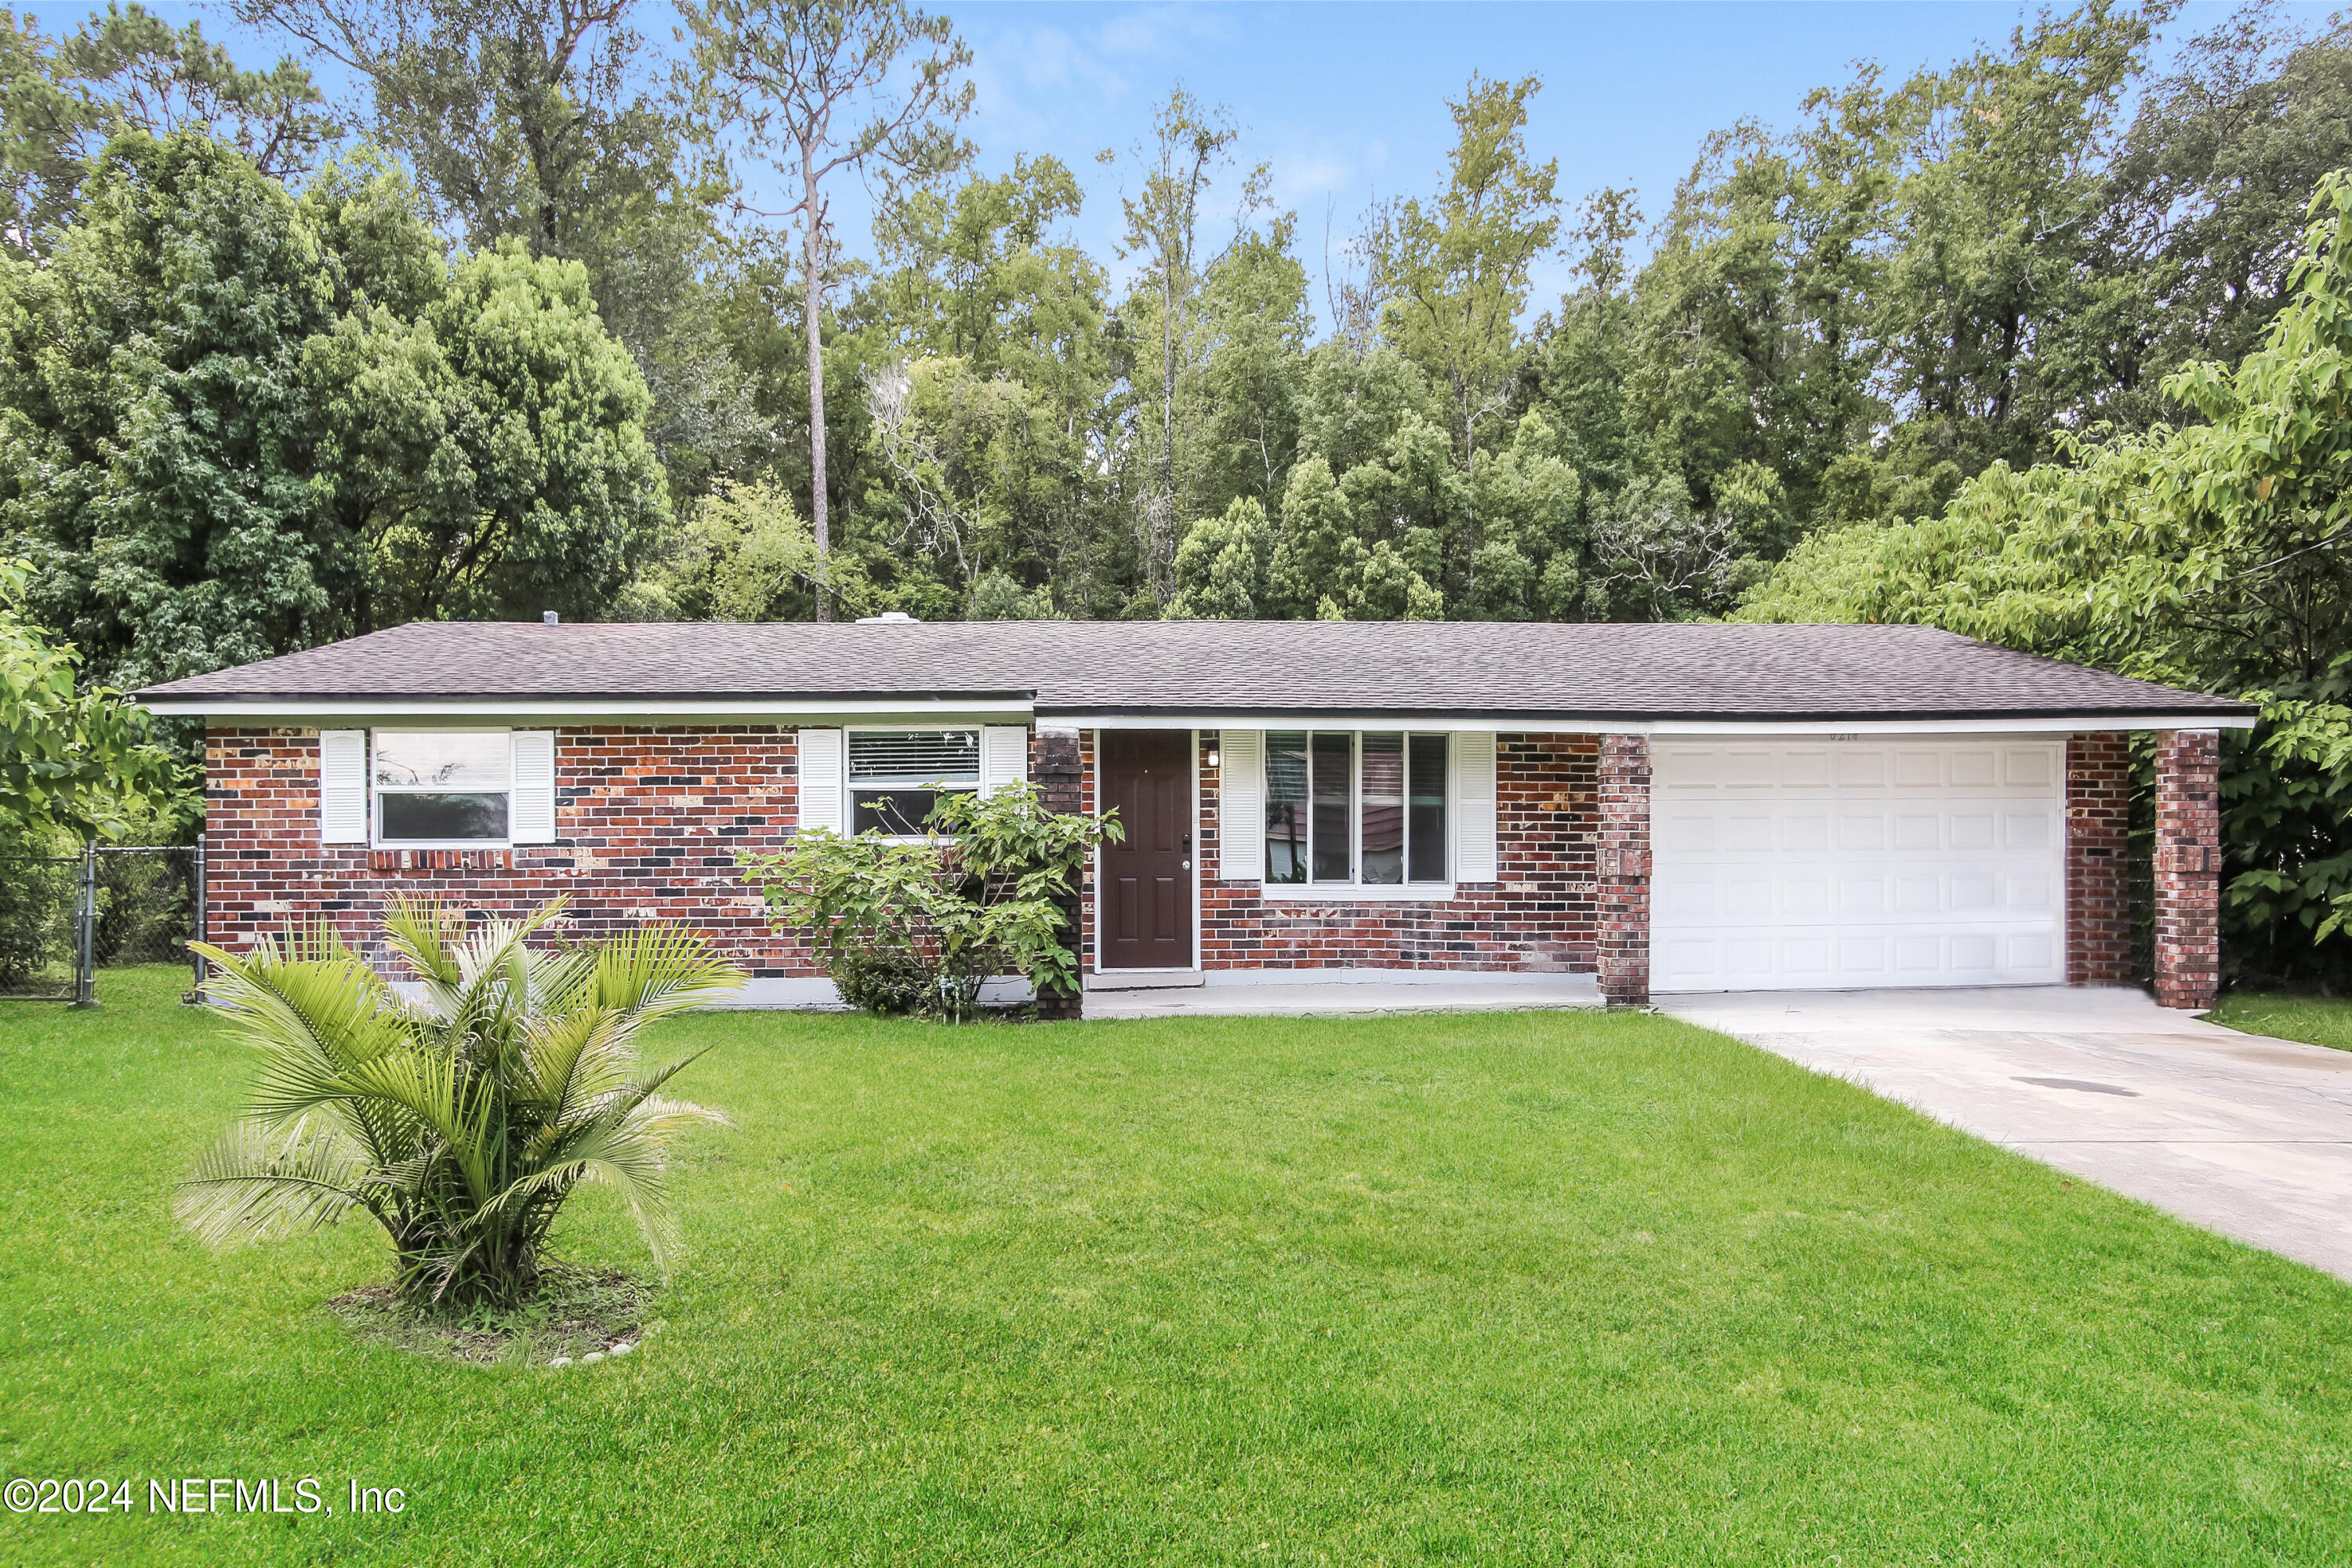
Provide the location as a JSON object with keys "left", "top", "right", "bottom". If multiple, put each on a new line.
{"left": 0, "top": 819, "right": 71, "bottom": 988}
{"left": 179, "top": 897, "right": 743, "bottom": 1308}
{"left": 741, "top": 781, "right": 1120, "bottom": 1021}
{"left": 826, "top": 943, "right": 935, "bottom": 1016}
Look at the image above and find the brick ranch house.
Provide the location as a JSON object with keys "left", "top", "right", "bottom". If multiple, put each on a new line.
{"left": 133, "top": 618, "right": 2253, "bottom": 1012}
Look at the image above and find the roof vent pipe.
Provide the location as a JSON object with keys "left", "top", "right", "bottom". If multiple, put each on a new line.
{"left": 543, "top": 611, "right": 559, "bottom": 626}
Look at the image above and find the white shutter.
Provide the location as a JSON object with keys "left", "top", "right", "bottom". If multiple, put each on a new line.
{"left": 979, "top": 724, "right": 1030, "bottom": 793}
{"left": 509, "top": 731, "right": 555, "bottom": 843}
{"left": 797, "top": 728, "right": 844, "bottom": 833}
{"left": 1218, "top": 730, "right": 1262, "bottom": 881}
{"left": 1450, "top": 731, "right": 1497, "bottom": 882}
{"left": 320, "top": 730, "right": 367, "bottom": 844}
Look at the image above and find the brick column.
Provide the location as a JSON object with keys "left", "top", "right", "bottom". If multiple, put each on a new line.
{"left": 1595, "top": 734, "right": 1651, "bottom": 1006}
{"left": 2065, "top": 734, "right": 2132, "bottom": 984}
{"left": 2153, "top": 728, "right": 2222, "bottom": 1011}
{"left": 1030, "top": 724, "right": 1086, "bottom": 1022}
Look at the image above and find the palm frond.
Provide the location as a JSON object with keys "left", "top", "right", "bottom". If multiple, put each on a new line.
{"left": 584, "top": 924, "right": 746, "bottom": 1020}
{"left": 175, "top": 1118, "right": 369, "bottom": 1247}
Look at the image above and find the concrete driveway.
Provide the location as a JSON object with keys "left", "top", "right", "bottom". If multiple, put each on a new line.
{"left": 1657, "top": 985, "right": 2352, "bottom": 1283}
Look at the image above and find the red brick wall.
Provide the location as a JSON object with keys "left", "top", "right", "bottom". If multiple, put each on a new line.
{"left": 1190, "top": 731, "right": 1601, "bottom": 974}
{"left": 1595, "top": 735, "right": 1651, "bottom": 1005}
{"left": 1030, "top": 727, "right": 1087, "bottom": 1020}
{"left": 2154, "top": 728, "right": 2223, "bottom": 1010}
{"left": 2066, "top": 733, "right": 2132, "bottom": 984}
{"left": 204, "top": 726, "right": 819, "bottom": 978}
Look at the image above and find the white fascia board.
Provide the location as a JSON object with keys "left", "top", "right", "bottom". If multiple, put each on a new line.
{"left": 1057, "top": 712, "right": 2253, "bottom": 735}
{"left": 143, "top": 697, "right": 1037, "bottom": 724}
{"left": 1643, "top": 714, "right": 2255, "bottom": 735}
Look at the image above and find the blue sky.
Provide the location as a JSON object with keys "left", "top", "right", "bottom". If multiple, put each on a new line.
{"left": 23, "top": 0, "right": 2337, "bottom": 323}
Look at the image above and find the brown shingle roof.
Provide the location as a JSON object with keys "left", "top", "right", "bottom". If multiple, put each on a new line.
{"left": 132, "top": 619, "right": 2252, "bottom": 723}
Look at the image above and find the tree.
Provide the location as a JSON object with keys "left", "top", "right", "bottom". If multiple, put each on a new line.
{"left": 180, "top": 897, "right": 743, "bottom": 1308}
{"left": 0, "top": 132, "right": 670, "bottom": 686}
{"left": 0, "top": 557, "right": 176, "bottom": 840}
{"left": 237, "top": 0, "right": 663, "bottom": 253}
{"left": 0, "top": 4, "right": 336, "bottom": 252}
{"left": 1370, "top": 74, "right": 1561, "bottom": 597}
{"left": 680, "top": 0, "right": 972, "bottom": 618}
{"left": 306, "top": 238, "right": 672, "bottom": 627}
{"left": 1107, "top": 87, "right": 1262, "bottom": 600}
{"left": 1168, "top": 496, "right": 1272, "bottom": 619}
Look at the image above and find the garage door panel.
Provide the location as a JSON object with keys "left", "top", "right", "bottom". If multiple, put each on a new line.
{"left": 1780, "top": 751, "right": 1831, "bottom": 788}
{"left": 1653, "top": 740, "right": 2064, "bottom": 992}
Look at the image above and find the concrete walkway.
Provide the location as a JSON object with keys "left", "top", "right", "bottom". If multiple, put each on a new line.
{"left": 1657, "top": 985, "right": 2352, "bottom": 1283}
{"left": 1084, "top": 971, "right": 1600, "bottom": 1021}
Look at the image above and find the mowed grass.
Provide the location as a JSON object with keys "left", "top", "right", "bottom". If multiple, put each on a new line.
{"left": 5, "top": 971, "right": 2352, "bottom": 1566}
{"left": 2212, "top": 988, "right": 2352, "bottom": 1054}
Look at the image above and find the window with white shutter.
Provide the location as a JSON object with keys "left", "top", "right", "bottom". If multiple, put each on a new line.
{"left": 979, "top": 725, "right": 1029, "bottom": 793}
{"left": 1450, "top": 731, "right": 1497, "bottom": 882}
{"left": 1218, "top": 730, "right": 1263, "bottom": 881}
{"left": 320, "top": 730, "right": 367, "bottom": 844}
{"left": 509, "top": 731, "right": 556, "bottom": 843}
{"left": 797, "top": 728, "right": 845, "bottom": 834}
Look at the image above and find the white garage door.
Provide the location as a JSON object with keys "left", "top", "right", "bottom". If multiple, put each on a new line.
{"left": 1651, "top": 739, "right": 2064, "bottom": 992}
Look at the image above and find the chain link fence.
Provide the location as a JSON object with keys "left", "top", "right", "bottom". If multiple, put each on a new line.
{"left": 0, "top": 840, "right": 206, "bottom": 1004}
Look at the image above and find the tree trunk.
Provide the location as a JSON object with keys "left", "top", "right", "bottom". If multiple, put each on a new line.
{"left": 804, "top": 143, "right": 831, "bottom": 622}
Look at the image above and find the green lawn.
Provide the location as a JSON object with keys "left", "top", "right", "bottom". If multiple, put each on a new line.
{"left": 5, "top": 969, "right": 2351, "bottom": 1566}
{"left": 2212, "top": 989, "right": 2352, "bottom": 1053}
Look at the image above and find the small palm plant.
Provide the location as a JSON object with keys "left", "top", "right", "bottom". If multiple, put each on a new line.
{"left": 178, "top": 896, "right": 743, "bottom": 1308}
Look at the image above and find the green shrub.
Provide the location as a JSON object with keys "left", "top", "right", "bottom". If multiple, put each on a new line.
{"left": 742, "top": 781, "right": 1120, "bottom": 1021}
{"left": 826, "top": 942, "right": 934, "bottom": 1016}
{"left": 179, "top": 896, "right": 744, "bottom": 1308}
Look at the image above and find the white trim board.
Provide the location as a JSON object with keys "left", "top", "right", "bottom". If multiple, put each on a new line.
{"left": 1056, "top": 713, "right": 2252, "bottom": 735}
{"left": 142, "top": 698, "right": 1034, "bottom": 722}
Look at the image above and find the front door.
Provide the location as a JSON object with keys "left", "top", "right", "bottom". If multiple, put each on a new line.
{"left": 1098, "top": 730, "right": 1194, "bottom": 968}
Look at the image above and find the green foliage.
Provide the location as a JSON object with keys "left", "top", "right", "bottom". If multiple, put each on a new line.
{"left": 630, "top": 478, "right": 823, "bottom": 622}
{"left": 1169, "top": 496, "right": 1272, "bottom": 619}
{"left": 0, "top": 557, "right": 176, "bottom": 839}
{"left": 0, "top": 815, "right": 70, "bottom": 987}
{"left": 0, "top": 2, "right": 334, "bottom": 252}
{"left": 741, "top": 780, "right": 1120, "bottom": 1020}
{"left": 180, "top": 897, "right": 744, "bottom": 1308}
{"left": 0, "top": 131, "right": 667, "bottom": 686}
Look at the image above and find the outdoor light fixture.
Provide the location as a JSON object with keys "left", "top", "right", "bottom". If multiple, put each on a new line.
{"left": 1207, "top": 746, "right": 1221, "bottom": 768}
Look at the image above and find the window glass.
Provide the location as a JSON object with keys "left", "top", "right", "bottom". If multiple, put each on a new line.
{"left": 852, "top": 788, "right": 946, "bottom": 837}
{"left": 1311, "top": 732, "right": 1352, "bottom": 882}
{"left": 380, "top": 792, "right": 509, "bottom": 842}
{"left": 1265, "top": 732, "right": 1308, "bottom": 883}
{"left": 848, "top": 730, "right": 980, "bottom": 783}
{"left": 373, "top": 731, "right": 510, "bottom": 843}
{"left": 374, "top": 731, "right": 509, "bottom": 789}
{"left": 1408, "top": 735, "right": 1449, "bottom": 882}
{"left": 1359, "top": 733, "right": 1404, "bottom": 884}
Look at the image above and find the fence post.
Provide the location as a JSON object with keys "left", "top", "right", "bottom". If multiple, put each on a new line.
{"left": 189, "top": 833, "right": 207, "bottom": 1004}
{"left": 73, "top": 840, "right": 96, "bottom": 1007}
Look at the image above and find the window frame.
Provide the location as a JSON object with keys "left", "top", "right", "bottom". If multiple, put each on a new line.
{"left": 369, "top": 728, "right": 514, "bottom": 849}
{"left": 1260, "top": 728, "right": 1453, "bottom": 899}
{"left": 843, "top": 725, "right": 985, "bottom": 840}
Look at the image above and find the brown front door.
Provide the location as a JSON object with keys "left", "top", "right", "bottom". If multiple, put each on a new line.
{"left": 1098, "top": 730, "right": 1194, "bottom": 968}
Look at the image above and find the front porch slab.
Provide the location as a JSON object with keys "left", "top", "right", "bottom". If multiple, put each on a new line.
{"left": 1083, "top": 971, "right": 1601, "bottom": 1020}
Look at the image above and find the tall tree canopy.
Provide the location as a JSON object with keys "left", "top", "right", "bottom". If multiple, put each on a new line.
{"left": 0, "top": 131, "right": 666, "bottom": 686}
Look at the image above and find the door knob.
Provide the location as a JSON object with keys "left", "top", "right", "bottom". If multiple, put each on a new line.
{"left": 1181, "top": 859, "right": 1192, "bottom": 870}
